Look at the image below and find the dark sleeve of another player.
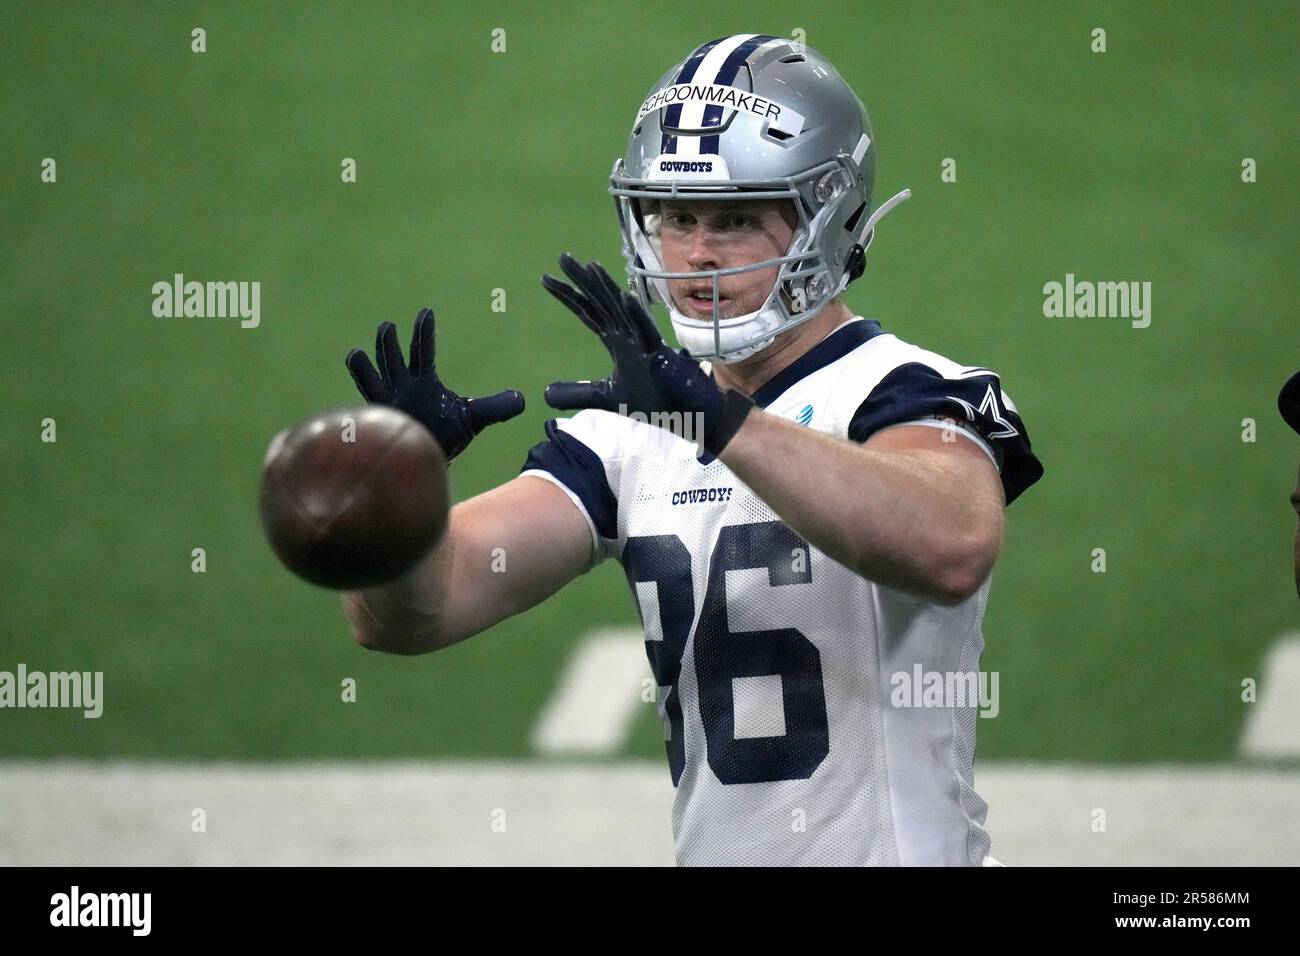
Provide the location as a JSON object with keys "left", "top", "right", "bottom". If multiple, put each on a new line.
{"left": 848, "top": 362, "right": 1044, "bottom": 506}
{"left": 518, "top": 418, "right": 618, "bottom": 541}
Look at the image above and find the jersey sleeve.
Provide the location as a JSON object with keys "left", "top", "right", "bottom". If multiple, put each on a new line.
{"left": 518, "top": 411, "right": 623, "bottom": 566}
{"left": 847, "top": 362, "right": 1044, "bottom": 506}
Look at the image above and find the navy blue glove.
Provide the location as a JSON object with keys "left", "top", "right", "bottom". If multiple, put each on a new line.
{"left": 541, "top": 254, "right": 753, "bottom": 454}
{"left": 345, "top": 308, "right": 525, "bottom": 460}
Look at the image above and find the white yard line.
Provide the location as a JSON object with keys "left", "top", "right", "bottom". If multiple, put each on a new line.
{"left": 1, "top": 761, "right": 1297, "bottom": 866}
{"left": 1240, "top": 632, "right": 1300, "bottom": 758}
{"left": 530, "top": 628, "right": 651, "bottom": 755}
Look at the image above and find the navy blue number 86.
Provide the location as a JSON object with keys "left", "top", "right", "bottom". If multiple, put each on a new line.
{"left": 623, "top": 521, "right": 829, "bottom": 786}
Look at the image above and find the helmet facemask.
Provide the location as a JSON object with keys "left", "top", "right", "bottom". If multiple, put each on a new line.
{"left": 612, "top": 159, "right": 859, "bottom": 363}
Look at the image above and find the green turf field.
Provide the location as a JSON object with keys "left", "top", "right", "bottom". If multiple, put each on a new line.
{"left": 2, "top": 1, "right": 1296, "bottom": 763}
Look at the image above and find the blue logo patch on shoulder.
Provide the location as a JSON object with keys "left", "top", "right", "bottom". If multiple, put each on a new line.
{"left": 795, "top": 404, "right": 814, "bottom": 426}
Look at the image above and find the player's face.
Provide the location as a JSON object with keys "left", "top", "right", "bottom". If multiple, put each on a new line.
{"left": 657, "top": 199, "right": 797, "bottom": 319}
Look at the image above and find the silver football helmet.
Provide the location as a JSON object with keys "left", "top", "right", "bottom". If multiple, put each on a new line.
{"left": 610, "top": 34, "right": 910, "bottom": 362}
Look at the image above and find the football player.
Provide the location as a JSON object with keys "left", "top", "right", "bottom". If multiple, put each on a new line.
{"left": 342, "top": 34, "right": 1044, "bottom": 866}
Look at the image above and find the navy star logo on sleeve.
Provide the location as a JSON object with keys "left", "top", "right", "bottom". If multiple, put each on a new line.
{"left": 944, "top": 383, "right": 1020, "bottom": 439}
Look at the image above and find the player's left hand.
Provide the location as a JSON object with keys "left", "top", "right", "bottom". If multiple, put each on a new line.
{"left": 345, "top": 308, "right": 525, "bottom": 461}
{"left": 542, "top": 254, "right": 748, "bottom": 452}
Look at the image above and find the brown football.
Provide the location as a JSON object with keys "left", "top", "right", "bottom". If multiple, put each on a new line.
{"left": 259, "top": 406, "right": 449, "bottom": 590}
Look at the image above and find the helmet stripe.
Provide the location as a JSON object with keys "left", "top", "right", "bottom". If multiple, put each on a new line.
{"left": 699, "top": 34, "right": 780, "bottom": 154}
{"left": 660, "top": 37, "right": 726, "bottom": 154}
{"left": 670, "top": 34, "right": 761, "bottom": 157}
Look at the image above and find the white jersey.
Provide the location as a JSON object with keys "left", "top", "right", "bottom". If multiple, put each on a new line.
{"left": 520, "top": 318, "right": 1043, "bottom": 865}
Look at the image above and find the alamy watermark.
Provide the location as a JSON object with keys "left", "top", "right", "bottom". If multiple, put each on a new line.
{"left": 890, "top": 665, "right": 999, "bottom": 718}
{"left": 616, "top": 404, "right": 707, "bottom": 452}
{"left": 152, "top": 273, "right": 260, "bottom": 328}
{"left": 1042, "top": 273, "right": 1151, "bottom": 328}
{"left": 50, "top": 886, "right": 150, "bottom": 936}
{"left": 0, "top": 664, "right": 103, "bottom": 718}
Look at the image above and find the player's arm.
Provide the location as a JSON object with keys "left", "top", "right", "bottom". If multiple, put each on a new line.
{"left": 339, "top": 308, "right": 592, "bottom": 654}
{"left": 537, "top": 254, "right": 1005, "bottom": 606}
{"left": 716, "top": 413, "right": 1004, "bottom": 604}
{"left": 342, "top": 473, "right": 594, "bottom": 654}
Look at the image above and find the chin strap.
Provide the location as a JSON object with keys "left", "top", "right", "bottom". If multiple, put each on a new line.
{"left": 841, "top": 188, "right": 912, "bottom": 290}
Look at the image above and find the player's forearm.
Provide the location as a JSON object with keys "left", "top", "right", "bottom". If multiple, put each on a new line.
{"left": 718, "top": 409, "right": 997, "bottom": 603}
{"left": 341, "top": 477, "right": 594, "bottom": 653}
{"left": 342, "top": 527, "right": 458, "bottom": 654}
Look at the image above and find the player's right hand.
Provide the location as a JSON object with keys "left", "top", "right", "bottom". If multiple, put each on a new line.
{"left": 541, "top": 254, "right": 749, "bottom": 455}
{"left": 345, "top": 308, "right": 525, "bottom": 461}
